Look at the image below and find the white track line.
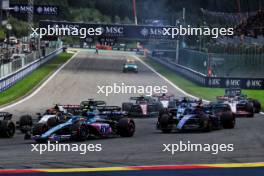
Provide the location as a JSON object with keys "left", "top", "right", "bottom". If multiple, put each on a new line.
{"left": 131, "top": 55, "right": 200, "bottom": 100}
{"left": 0, "top": 52, "right": 79, "bottom": 111}
{"left": 131, "top": 55, "right": 208, "bottom": 101}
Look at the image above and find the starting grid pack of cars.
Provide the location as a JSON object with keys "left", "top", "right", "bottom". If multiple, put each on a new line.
{"left": 0, "top": 88, "right": 261, "bottom": 143}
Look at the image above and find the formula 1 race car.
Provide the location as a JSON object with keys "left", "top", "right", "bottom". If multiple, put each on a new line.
{"left": 122, "top": 96, "right": 162, "bottom": 118}
{"left": 157, "top": 101, "right": 235, "bottom": 133}
{"left": 17, "top": 104, "right": 78, "bottom": 135}
{"left": 123, "top": 59, "right": 138, "bottom": 73}
{"left": 153, "top": 94, "right": 204, "bottom": 116}
{"left": 152, "top": 94, "right": 177, "bottom": 109}
{"left": 18, "top": 99, "right": 109, "bottom": 135}
{"left": 217, "top": 88, "right": 261, "bottom": 117}
{"left": 30, "top": 105, "right": 135, "bottom": 142}
{"left": 0, "top": 112, "right": 16, "bottom": 138}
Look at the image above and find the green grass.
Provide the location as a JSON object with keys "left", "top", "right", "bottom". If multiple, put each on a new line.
{"left": 144, "top": 58, "right": 264, "bottom": 110}
{"left": 0, "top": 52, "right": 73, "bottom": 106}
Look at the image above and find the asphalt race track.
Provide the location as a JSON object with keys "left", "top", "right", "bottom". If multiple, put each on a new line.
{"left": 0, "top": 50, "right": 263, "bottom": 170}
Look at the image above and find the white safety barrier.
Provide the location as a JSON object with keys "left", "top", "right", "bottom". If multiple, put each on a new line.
{"left": 0, "top": 48, "right": 62, "bottom": 92}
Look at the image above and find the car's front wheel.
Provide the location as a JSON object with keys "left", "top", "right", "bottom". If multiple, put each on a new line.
{"left": 117, "top": 118, "right": 135, "bottom": 137}
{"left": 0, "top": 120, "right": 16, "bottom": 138}
{"left": 71, "top": 123, "right": 88, "bottom": 141}
{"left": 19, "top": 115, "right": 33, "bottom": 133}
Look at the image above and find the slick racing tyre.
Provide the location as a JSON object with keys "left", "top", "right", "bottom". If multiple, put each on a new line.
{"left": 122, "top": 103, "right": 133, "bottom": 112}
{"left": 252, "top": 99, "right": 261, "bottom": 113}
{"left": 0, "top": 120, "right": 15, "bottom": 138}
{"left": 117, "top": 118, "right": 135, "bottom": 137}
{"left": 159, "top": 113, "right": 172, "bottom": 133}
{"left": 71, "top": 123, "right": 88, "bottom": 141}
{"left": 32, "top": 123, "right": 48, "bottom": 136}
{"left": 221, "top": 111, "right": 235, "bottom": 129}
{"left": 245, "top": 102, "right": 254, "bottom": 117}
{"left": 19, "top": 115, "right": 33, "bottom": 133}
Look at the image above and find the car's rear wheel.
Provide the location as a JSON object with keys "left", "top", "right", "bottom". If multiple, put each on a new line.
{"left": 252, "top": 99, "right": 261, "bottom": 113}
{"left": 117, "top": 118, "right": 135, "bottom": 137}
{"left": 221, "top": 111, "right": 235, "bottom": 129}
{"left": 0, "top": 120, "right": 15, "bottom": 138}
{"left": 19, "top": 115, "right": 33, "bottom": 133}
{"left": 245, "top": 102, "right": 254, "bottom": 117}
{"left": 159, "top": 113, "right": 172, "bottom": 133}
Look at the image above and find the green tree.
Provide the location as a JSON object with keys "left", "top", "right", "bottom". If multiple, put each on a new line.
{"left": 8, "top": 17, "right": 28, "bottom": 38}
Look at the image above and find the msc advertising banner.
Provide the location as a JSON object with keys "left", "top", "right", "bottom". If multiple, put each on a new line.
{"left": 207, "top": 77, "right": 264, "bottom": 89}
{"left": 39, "top": 20, "right": 176, "bottom": 40}
{"left": 10, "top": 4, "right": 58, "bottom": 15}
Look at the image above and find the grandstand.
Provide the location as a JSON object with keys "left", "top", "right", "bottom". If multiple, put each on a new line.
{"left": 234, "top": 10, "right": 264, "bottom": 37}
{"left": 149, "top": 8, "right": 264, "bottom": 78}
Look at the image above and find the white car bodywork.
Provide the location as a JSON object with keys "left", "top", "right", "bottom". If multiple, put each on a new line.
{"left": 38, "top": 105, "right": 67, "bottom": 123}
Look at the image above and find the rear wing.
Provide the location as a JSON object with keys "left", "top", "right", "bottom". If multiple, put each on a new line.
{"left": 130, "top": 96, "right": 150, "bottom": 101}
{"left": 152, "top": 93, "right": 175, "bottom": 98}
{"left": 207, "top": 102, "right": 232, "bottom": 112}
{"left": 216, "top": 96, "right": 229, "bottom": 102}
{"left": 130, "top": 97, "right": 141, "bottom": 100}
{"left": 97, "top": 106, "right": 122, "bottom": 112}
{"left": 80, "top": 100, "right": 106, "bottom": 107}
{"left": 225, "top": 88, "right": 241, "bottom": 97}
{"left": 61, "top": 105, "right": 81, "bottom": 109}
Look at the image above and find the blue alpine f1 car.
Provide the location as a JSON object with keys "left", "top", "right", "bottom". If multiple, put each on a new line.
{"left": 30, "top": 105, "right": 135, "bottom": 142}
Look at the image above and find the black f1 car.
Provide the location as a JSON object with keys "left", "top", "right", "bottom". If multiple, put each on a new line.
{"left": 122, "top": 96, "right": 162, "bottom": 118}
{"left": 0, "top": 112, "right": 16, "bottom": 138}
{"left": 157, "top": 101, "right": 235, "bottom": 133}
{"left": 217, "top": 88, "right": 261, "bottom": 117}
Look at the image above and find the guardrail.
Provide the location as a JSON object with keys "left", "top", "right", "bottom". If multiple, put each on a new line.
{"left": 148, "top": 55, "right": 264, "bottom": 89}
{"left": 149, "top": 56, "right": 207, "bottom": 86}
{"left": 0, "top": 48, "right": 62, "bottom": 92}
